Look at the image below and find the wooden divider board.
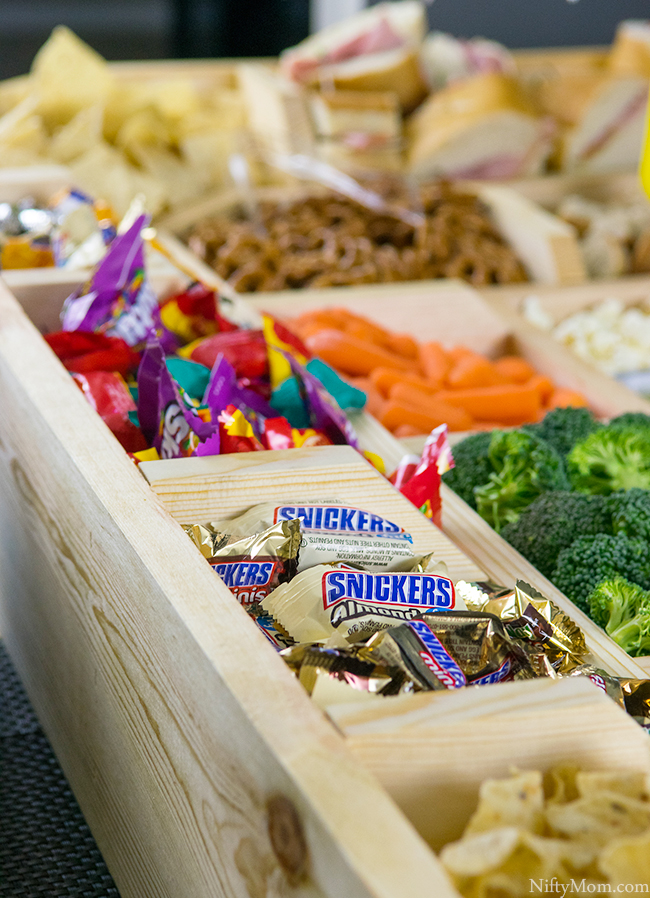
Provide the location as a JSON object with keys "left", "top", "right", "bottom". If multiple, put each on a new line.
{"left": 20, "top": 227, "right": 642, "bottom": 677}
{"left": 139, "top": 445, "right": 484, "bottom": 584}
{"left": 6, "top": 232, "right": 642, "bottom": 893}
{"left": 328, "top": 676, "right": 650, "bottom": 850}
{"left": 0, "top": 277, "right": 471, "bottom": 898}
{"left": 483, "top": 272, "right": 650, "bottom": 316}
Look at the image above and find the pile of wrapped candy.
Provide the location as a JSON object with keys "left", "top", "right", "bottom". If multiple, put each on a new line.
{"left": 44, "top": 213, "right": 364, "bottom": 458}
{"left": 182, "top": 497, "right": 650, "bottom": 729}
{"left": 43, "top": 214, "right": 447, "bottom": 523}
{"left": 0, "top": 187, "right": 116, "bottom": 270}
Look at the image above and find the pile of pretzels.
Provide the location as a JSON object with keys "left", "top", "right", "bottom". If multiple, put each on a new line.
{"left": 187, "top": 182, "right": 528, "bottom": 292}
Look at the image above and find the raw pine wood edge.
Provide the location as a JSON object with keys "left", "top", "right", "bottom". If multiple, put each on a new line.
{"left": 0, "top": 279, "right": 459, "bottom": 898}
{"left": 139, "top": 445, "right": 485, "bottom": 584}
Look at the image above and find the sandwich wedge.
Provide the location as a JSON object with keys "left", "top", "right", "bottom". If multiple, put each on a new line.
{"left": 407, "top": 72, "right": 553, "bottom": 180}
{"left": 280, "top": 0, "right": 428, "bottom": 113}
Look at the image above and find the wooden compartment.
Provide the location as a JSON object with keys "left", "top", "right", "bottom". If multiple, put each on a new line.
{"left": 158, "top": 179, "right": 586, "bottom": 299}
{"left": 238, "top": 275, "right": 650, "bottom": 434}
{"left": 1, "top": 247, "right": 648, "bottom": 896}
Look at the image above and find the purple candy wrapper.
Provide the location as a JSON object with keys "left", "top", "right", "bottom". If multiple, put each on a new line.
{"left": 203, "top": 354, "right": 275, "bottom": 437}
{"left": 61, "top": 215, "right": 161, "bottom": 348}
{"left": 138, "top": 340, "right": 220, "bottom": 459}
{"left": 286, "top": 354, "right": 359, "bottom": 448}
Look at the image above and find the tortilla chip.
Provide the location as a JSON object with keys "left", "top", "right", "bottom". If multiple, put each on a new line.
{"left": 49, "top": 104, "right": 104, "bottom": 163}
{"left": 31, "top": 26, "right": 115, "bottom": 126}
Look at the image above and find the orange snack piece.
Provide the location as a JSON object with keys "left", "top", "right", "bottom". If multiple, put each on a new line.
{"left": 380, "top": 400, "right": 471, "bottom": 434}
{"left": 419, "top": 341, "right": 451, "bottom": 384}
{"left": 435, "top": 384, "right": 542, "bottom": 423}
{"left": 494, "top": 356, "right": 537, "bottom": 384}
{"left": 304, "top": 329, "right": 416, "bottom": 377}
{"left": 388, "top": 383, "right": 474, "bottom": 431}
{"left": 546, "top": 388, "right": 589, "bottom": 409}
{"left": 370, "top": 368, "right": 438, "bottom": 398}
{"left": 527, "top": 374, "right": 555, "bottom": 405}
{"left": 446, "top": 351, "right": 508, "bottom": 390}
{"left": 386, "top": 333, "right": 419, "bottom": 360}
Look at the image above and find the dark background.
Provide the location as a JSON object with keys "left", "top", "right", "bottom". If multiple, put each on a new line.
{"left": 1, "top": 0, "right": 650, "bottom": 80}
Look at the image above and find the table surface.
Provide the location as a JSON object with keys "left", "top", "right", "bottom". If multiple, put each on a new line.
{"left": 0, "top": 640, "right": 120, "bottom": 897}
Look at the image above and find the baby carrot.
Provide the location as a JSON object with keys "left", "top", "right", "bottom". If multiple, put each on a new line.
{"left": 494, "top": 356, "right": 537, "bottom": 384}
{"left": 289, "top": 309, "right": 352, "bottom": 335}
{"left": 304, "top": 329, "right": 417, "bottom": 377}
{"left": 370, "top": 367, "right": 438, "bottom": 398}
{"left": 419, "top": 341, "right": 451, "bottom": 384}
{"left": 434, "top": 384, "right": 541, "bottom": 422}
{"left": 446, "top": 351, "right": 508, "bottom": 390}
{"left": 389, "top": 383, "right": 474, "bottom": 430}
{"left": 380, "top": 400, "right": 472, "bottom": 434}
{"left": 527, "top": 374, "right": 555, "bottom": 405}
{"left": 546, "top": 388, "right": 589, "bottom": 409}
{"left": 386, "top": 333, "right": 419, "bottom": 360}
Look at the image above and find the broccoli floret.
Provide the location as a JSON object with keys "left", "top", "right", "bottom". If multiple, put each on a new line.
{"left": 551, "top": 534, "right": 650, "bottom": 613}
{"left": 523, "top": 406, "right": 602, "bottom": 459}
{"left": 567, "top": 426, "right": 650, "bottom": 495}
{"left": 587, "top": 576, "right": 650, "bottom": 657}
{"left": 501, "top": 491, "right": 613, "bottom": 578}
{"left": 611, "top": 488, "right": 650, "bottom": 541}
{"left": 475, "top": 429, "right": 569, "bottom": 532}
{"left": 441, "top": 431, "right": 493, "bottom": 510}
{"left": 609, "top": 412, "right": 650, "bottom": 431}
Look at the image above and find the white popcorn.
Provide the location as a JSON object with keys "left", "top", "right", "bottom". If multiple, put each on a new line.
{"left": 527, "top": 297, "right": 650, "bottom": 381}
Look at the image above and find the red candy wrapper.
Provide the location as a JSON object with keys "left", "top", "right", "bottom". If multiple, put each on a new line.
{"left": 159, "top": 282, "right": 237, "bottom": 344}
{"left": 262, "top": 416, "right": 332, "bottom": 450}
{"left": 72, "top": 370, "right": 147, "bottom": 453}
{"left": 390, "top": 424, "right": 454, "bottom": 528}
{"left": 182, "top": 329, "right": 269, "bottom": 380}
{"left": 45, "top": 331, "right": 140, "bottom": 377}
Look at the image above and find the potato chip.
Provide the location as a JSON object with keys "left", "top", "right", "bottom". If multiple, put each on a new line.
{"left": 544, "top": 765, "right": 580, "bottom": 805}
{"left": 577, "top": 770, "right": 650, "bottom": 802}
{"left": 102, "top": 85, "right": 148, "bottom": 142}
{"left": 440, "top": 827, "right": 520, "bottom": 877}
{"left": 116, "top": 109, "right": 172, "bottom": 157}
{"left": 70, "top": 142, "right": 137, "bottom": 217}
{"left": 49, "top": 104, "right": 104, "bottom": 164}
{"left": 443, "top": 831, "right": 578, "bottom": 898}
{"left": 599, "top": 828, "right": 650, "bottom": 886}
{"left": 0, "top": 111, "right": 47, "bottom": 165}
{"left": 545, "top": 791, "right": 650, "bottom": 847}
{"left": 130, "top": 145, "right": 209, "bottom": 208}
{"left": 30, "top": 26, "right": 115, "bottom": 127}
{"left": 465, "top": 771, "right": 545, "bottom": 836}
{"left": 143, "top": 79, "right": 202, "bottom": 123}
{"left": 180, "top": 131, "right": 239, "bottom": 188}
{"left": 0, "top": 75, "right": 31, "bottom": 117}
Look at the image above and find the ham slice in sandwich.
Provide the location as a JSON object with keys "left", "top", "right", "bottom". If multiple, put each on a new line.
{"left": 407, "top": 72, "right": 553, "bottom": 181}
{"left": 537, "top": 21, "right": 650, "bottom": 173}
{"left": 280, "top": 1, "right": 428, "bottom": 113}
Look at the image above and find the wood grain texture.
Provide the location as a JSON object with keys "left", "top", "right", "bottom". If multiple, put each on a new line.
{"left": 476, "top": 184, "right": 586, "bottom": 285}
{"left": 140, "top": 445, "right": 485, "bottom": 583}
{"left": 0, "top": 280, "right": 461, "bottom": 898}
{"left": 329, "top": 677, "right": 650, "bottom": 849}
